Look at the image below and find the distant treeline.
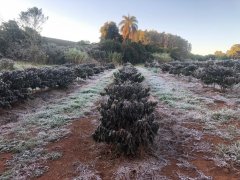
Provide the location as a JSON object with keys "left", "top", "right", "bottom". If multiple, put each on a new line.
{"left": 1, "top": 7, "right": 238, "bottom": 66}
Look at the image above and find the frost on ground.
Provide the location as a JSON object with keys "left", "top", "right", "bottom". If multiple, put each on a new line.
{"left": 138, "top": 67, "right": 240, "bottom": 178}
{"left": 0, "top": 70, "right": 115, "bottom": 179}
{"left": 113, "top": 160, "right": 168, "bottom": 180}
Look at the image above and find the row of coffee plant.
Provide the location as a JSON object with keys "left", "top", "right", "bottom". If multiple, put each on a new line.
{"left": 146, "top": 60, "right": 240, "bottom": 91}
{"left": 0, "top": 63, "right": 115, "bottom": 108}
{"left": 93, "top": 63, "right": 159, "bottom": 155}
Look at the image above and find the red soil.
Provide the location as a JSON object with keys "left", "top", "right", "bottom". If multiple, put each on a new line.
{"left": 0, "top": 153, "right": 12, "bottom": 174}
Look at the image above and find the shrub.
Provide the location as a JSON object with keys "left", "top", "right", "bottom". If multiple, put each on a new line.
{"left": 200, "top": 65, "right": 238, "bottom": 90}
{"left": 113, "top": 63, "right": 144, "bottom": 83}
{"left": 169, "top": 64, "right": 185, "bottom": 76}
{"left": 0, "top": 58, "right": 15, "bottom": 71}
{"left": 122, "top": 42, "right": 152, "bottom": 64}
{"left": 43, "top": 43, "right": 66, "bottom": 64}
{"left": 0, "top": 80, "right": 17, "bottom": 107}
{"left": 181, "top": 64, "right": 198, "bottom": 76}
{"left": 38, "top": 67, "right": 75, "bottom": 88}
{"left": 99, "top": 40, "right": 122, "bottom": 53}
{"left": 65, "top": 48, "right": 89, "bottom": 64}
{"left": 153, "top": 53, "right": 172, "bottom": 63}
{"left": 27, "top": 44, "right": 47, "bottom": 64}
{"left": 107, "top": 52, "right": 123, "bottom": 65}
{"left": 88, "top": 49, "right": 107, "bottom": 62}
{"left": 93, "top": 64, "right": 159, "bottom": 155}
{"left": 0, "top": 63, "right": 111, "bottom": 108}
{"left": 160, "top": 63, "right": 172, "bottom": 72}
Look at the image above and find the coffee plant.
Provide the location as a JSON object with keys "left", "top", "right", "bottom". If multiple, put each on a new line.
{"left": 199, "top": 65, "right": 238, "bottom": 90}
{"left": 155, "top": 60, "right": 240, "bottom": 91}
{"left": 93, "top": 64, "right": 159, "bottom": 155}
{"left": 0, "top": 63, "right": 114, "bottom": 108}
{"left": 113, "top": 63, "right": 144, "bottom": 83}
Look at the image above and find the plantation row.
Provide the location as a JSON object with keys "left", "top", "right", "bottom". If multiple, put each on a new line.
{"left": 0, "top": 63, "right": 115, "bottom": 108}
{"left": 93, "top": 63, "right": 159, "bottom": 155}
{"left": 146, "top": 60, "right": 240, "bottom": 90}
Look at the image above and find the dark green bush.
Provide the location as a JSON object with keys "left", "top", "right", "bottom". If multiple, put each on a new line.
{"left": 113, "top": 63, "right": 144, "bottom": 83}
{"left": 93, "top": 64, "right": 159, "bottom": 155}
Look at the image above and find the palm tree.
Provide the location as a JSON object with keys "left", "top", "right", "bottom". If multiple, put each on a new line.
{"left": 119, "top": 14, "right": 138, "bottom": 41}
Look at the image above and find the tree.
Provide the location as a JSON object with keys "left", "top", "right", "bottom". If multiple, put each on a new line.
{"left": 19, "top": 7, "right": 48, "bottom": 32}
{"left": 0, "top": 20, "right": 26, "bottom": 58}
{"left": 100, "top": 21, "right": 121, "bottom": 41}
{"left": 122, "top": 41, "right": 152, "bottom": 64}
{"left": 227, "top": 44, "right": 240, "bottom": 59}
{"left": 145, "top": 31, "right": 165, "bottom": 46}
{"left": 132, "top": 30, "right": 148, "bottom": 44}
{"left": 119, "top": 15, "right": 138, "bottom": 41}
{"left": 214, "top": 51, "right": 227, "bottom": 60}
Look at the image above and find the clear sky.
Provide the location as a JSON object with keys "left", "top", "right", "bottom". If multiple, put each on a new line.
{"left": 0, "top": 0, "right": 239, "bottom": 55}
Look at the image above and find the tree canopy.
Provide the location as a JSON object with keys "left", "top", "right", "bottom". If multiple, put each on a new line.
{"left": 100, "top": 21, "right": 121, "bottom": 41}
{"left": 227, "top": 44, "right": 240, "bottom": 59}
{"left": 19, "top": 7, "right": 48, "bottom": 32}
{"left": 119, "top": 15, "right": 138, "bottom": 41}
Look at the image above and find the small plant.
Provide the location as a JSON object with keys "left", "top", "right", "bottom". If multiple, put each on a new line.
{"left": 47, "top": 151, "right": 62, "bottom": 160}
{"left": 211, "top": 109, "right": 238, "bottom": 123}
{"left": 217, "top": 141, "right": 240, "bottom": 165}
{"left": 113, "top": 63, "right": 144, "bottom": 84}
{"left": 160, "top": 63, "right": 172, "bottom": 72}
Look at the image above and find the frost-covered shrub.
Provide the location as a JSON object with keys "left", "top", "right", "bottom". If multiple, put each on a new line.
{"left": 0, "top": 79, "right": 17, "bottom": 107}
{"left": 93, "top": 64, "right": 159, "bottom": 155}
{"left": 113, "top": 63, "right": 144, "bottom": 84}
{"left": 160, "top": 63, "right": 172, "bottom": 72}
{"left": 181, "top": 64, "right": 198, "bottom": 76}
{"left": 200, "top": 65, "right": 238, "bottom": 90}
{"left": 169, "top": 64, "right": 184, "bottom": 76}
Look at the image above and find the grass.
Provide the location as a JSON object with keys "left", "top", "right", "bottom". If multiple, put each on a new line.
{"left": 14, "top": 61, "right": 50, "bottom": 70}
{"left": 137, "top": 67, "right": 202, "bottom": 110}
{"left": 210, "top": 108, "right": 240, "bottom": 123}
{"left": 0, "top": 69, "right": 115, "bottom": 179}
{"left": 217, "top": 141, "right": 240, "bottom": 165}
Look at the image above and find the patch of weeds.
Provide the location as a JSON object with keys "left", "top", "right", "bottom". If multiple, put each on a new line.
{"left": 202, "top": 123, "right": 217, "bottom": 131}
{"left": 177, "top": 102, "right": 197, "bottom": 110}
{"left": 72, "top": 162, "right": 101, "bottom": 180}
{"left": 0, "top": 138, "right": 38, "bottom": 153}
{"left": 227, "top": 125, "right": 239, "bottom": 137}
{"left": 0, "top": 148, "right": 49, "bottom": 179}
{"left": 211, "top": 109, "right": 239, "bottom": 123}
{"left": 216, "top": 141, "right": 240, "bottom": 165}
{"left": 46, "top": 151, "right": 62, "bottom": 160}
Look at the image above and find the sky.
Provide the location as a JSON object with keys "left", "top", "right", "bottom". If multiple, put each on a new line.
{"left": 0, "top": 0, "right": 239, "bottom": 55}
